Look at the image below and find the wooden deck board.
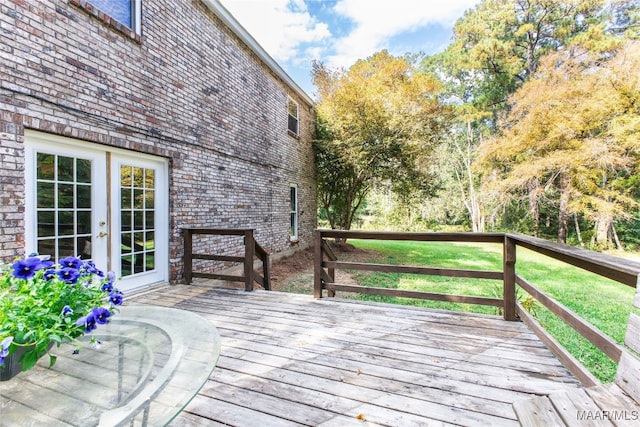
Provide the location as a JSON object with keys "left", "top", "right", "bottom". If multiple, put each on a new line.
{"left": 129, "top": 285, "right": 581, "bottom": 426}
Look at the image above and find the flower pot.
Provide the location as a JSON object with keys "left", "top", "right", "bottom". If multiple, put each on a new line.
{"left": 0, "top": 344, "right": 36, "bottom": 381}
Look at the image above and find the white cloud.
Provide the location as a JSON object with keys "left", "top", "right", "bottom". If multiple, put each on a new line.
{"left": 217, "top": 0, "right": 481, "bottom": 94}
{"left": 219, "top": 0, "right": 331, "bottom": 62}
{"left": 328, "top": 0, "right": 480, "bottom": 67}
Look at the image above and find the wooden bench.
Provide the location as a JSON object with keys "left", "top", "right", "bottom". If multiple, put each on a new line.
{"left": 514, "top": 295, "right": 640, "bottom": 426}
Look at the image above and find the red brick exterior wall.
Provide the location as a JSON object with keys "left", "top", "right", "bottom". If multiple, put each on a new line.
{"left": 0, "top": 0, "right": 316, "bottom": 282}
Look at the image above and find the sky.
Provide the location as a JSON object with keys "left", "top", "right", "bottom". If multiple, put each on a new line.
{"left": 217, "top": 0, "right": 481, "bottom": 98}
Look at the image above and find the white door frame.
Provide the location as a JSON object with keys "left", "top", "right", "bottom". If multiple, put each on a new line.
{"left": 24, "top": 130, "right": 169, "bottom": 292}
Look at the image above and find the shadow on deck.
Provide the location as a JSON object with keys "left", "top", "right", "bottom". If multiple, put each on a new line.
{"left": 130, "top": 285, "right": 581, "bottom": 426}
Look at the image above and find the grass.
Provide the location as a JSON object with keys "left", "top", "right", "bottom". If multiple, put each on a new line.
{"left": 345, "top": 239, "right": 636, "bottom": 383}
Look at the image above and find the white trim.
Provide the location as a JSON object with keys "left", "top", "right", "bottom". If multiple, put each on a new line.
{"left": 290, "top": 184, "right": 298, "bottom": 241}
{"left": 24, "top": 131, "right": 109, "bottom": 267}
{"left": 201, "top": 0, "right": 314, "bottom": 106}
{"left": 24, "top": 130, "right": 169, "bottom": 292}
{"left": 133, "top": 0, "right": 142, "bottom": 34}
{"left": 288, "top": 96, "right": 300, "bottom": 137}
{"left": 110, "top": 153, "right": 169, "bottom": 291}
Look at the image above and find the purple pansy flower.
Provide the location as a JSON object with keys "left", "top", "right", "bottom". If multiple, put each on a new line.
{"left": 12, "top": 257, "right": 44, "bottom": 280}
{"left": 59, "top": 256, "right": 83, "bottom": 270}
{"left": 61, "top": 305, "right": 73, "bottom": 316}
{"left": 58, "top": 267, "right": 80, "bottom": 284}
{"left": 0, "top": 336, "right": 14, "bottom": 365}
{"left": 43, "top": 268, "right": 57, "bottom": 280}
{"left": 108, "top": 291, "right": 124, "bottom": 306}
{"left": 91, "top": 307, "right": 111, "bottom": 325}
{"left": 83, "top": 261, "right": 105, "bottom": 277}
{"left": 76, "top": 311, "right": 97, "bottom": 333}
{"left": 106, "top": 271, "right": 116, "bottom": 285}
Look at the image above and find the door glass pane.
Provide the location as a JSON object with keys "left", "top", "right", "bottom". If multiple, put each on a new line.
{"left": 35, "top": 153, "right": 93, "bottom": 262}
{"left": 37, "top": 153, "right": 54, "bottom": 180}
{"left": 120, "top": 164, "right": 156, "bottom": 277}
{"left": 37, "top": 182, "right": 55, "bottom": 208}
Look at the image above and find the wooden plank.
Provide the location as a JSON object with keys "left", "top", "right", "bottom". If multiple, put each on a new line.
{"left": 513, "top": 395, "right": 566, "bottom": 427}
{"left": 181, "top": 228, "right": 250, "bottom": 236}
{"left": 192, "top": 254, "right": 244, "bottom": 263}
{"left": 199, "top": 379, "right": 348, "bottom": 426}
{"left": 192, "top": 272, "right": 244, "bottom": 282}
{"left": 129, "top": 286, "right": 585, "bottom": 426}
{"left": 217, "top": 343, "right": 518, "bottom": 419}
{"left": 324, "top": 283, "right": 503, "bottom": 307}
{"left": 508, "top": 233, "right": 640, "bottom": 287}
{"left": 503, "top": 235, "right": 517, "bottom": 320}
{"left": 314, "top": 230, "right": 323, "bottom": 298}
{"left": 192, "top": 296, "right": 567, "bottom": 370}
{"left": 517, "top": 274, "right": 623, "bottom": 363}
{"left": 624, "top": 313, "right": 640, "bottom": 355}
{"left": 585, "top": 383, "right": 640, "bottom": 427}
{"left": 322, "top": 239, "right": 337, "bottom": 261}
{"left": 322, "top": 260, "right": 503, "bottom": 280}
{"left": 183, "top": 394, "right": 299, "bottom": 426}
{"left": 211, "top": 356, "right": 517, "bottom": 426}
{"left": 616, "top": 351, "right": 640, "bottom": 404}
{"left": 244, "top": 229, "right": 255, "bottom": 291}
{"left": 317, "top": 229, "right": 505, "bottom": 243}
{"left": 517, "top": 303, "right": 600, "bottom": 387}
{"left": 549, "top": 389, "right": 615, "bottom": 426}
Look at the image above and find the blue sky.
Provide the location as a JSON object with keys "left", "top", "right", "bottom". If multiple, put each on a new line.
{"left": 218, "top": 0, "right": 481, "bottom": 98}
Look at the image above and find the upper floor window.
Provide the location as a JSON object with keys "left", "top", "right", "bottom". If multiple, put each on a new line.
{"left": 89, "top": 0, "right": 141, "bottom": 33}
{"left": 287, "top": 97, "right": 299, "bottom": 137}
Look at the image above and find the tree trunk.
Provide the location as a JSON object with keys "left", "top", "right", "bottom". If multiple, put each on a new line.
{"left": 557, "top": 174, "right": 570, "bottom": 244}
{"left": 528, "top": 178, "right": 540, "bottom": 237}
{"left": 460, "top": 121, "right": 485, "bottom": 232}
{"left": 594, "top": 214, "right": 614, "bottom": 250}
{"left": 574, "top": 213, "right": 584, "bottom": 248}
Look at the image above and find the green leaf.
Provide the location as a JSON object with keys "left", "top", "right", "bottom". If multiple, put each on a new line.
{"left": 49, "top": 334, "right": 62, "bottom": 344}
{"left": 20, "top": 350, "right": 39, "bottom": 371}
{"left": 48, "top": 354, "right": 57, "bottom": 368}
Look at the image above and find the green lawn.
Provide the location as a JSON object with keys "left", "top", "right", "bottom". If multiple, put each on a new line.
{"left": 345, "top": 239, "right": 636, "bottom": 383}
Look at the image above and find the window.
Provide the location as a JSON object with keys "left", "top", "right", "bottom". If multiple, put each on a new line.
{"left": 85, "top": 0, "right": 141, "bottom": 33}
{"left": 287, "top": 97, "right": 299, "bottom": 137}
{"left": 290, "top": 185, "right": 298, "bottom": 240}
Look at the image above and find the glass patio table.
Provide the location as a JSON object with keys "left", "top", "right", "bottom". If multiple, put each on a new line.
{"left": 0, "top": 305, "right": 220, "bottom": 426}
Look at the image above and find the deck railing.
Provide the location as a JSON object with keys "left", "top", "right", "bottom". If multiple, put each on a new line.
{"left": 183, "top": 228, "right": 270, "bottom": 291}
{"left": 313, "top": 229, "right": 640, "bottom": 386}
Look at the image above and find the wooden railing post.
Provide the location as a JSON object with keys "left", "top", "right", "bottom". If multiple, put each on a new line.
{"left": 503, "top": 235, "right": 517, "bottom": 321}
{"left": 184, "top": 228, "right": 193, "bottom": 285}
{"left": 262, "top": 251, "right": 271, "bottom": 291}
{"left": 244, "top": 229, "right": 255, "bottom": 291}
{"left": 314, "top": 230, "right": 323, "bottom": 298}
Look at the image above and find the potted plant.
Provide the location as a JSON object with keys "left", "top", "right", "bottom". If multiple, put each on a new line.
{"left": 0, "top": 254, "right": 124, "bottom": 380}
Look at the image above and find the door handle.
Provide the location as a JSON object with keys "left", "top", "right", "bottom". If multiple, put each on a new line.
{"left": 98, "top": 231, "right": 108, "bottom": 238}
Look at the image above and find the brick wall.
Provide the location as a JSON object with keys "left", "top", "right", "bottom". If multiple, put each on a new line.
{"left": 0, "top": 0, "right": 317, "bottom": 282}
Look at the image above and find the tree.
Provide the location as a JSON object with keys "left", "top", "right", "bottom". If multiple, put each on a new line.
{"left": 312, "top": 51, "right": 450, "bottom": 231}
{"left": 476, "top": 41, "right": 640, "bottom": 247}
{"left": 425, "top": 0, "right": 638, "bottom": 235}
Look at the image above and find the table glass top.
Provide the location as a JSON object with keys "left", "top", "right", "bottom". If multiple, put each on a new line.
{"left": 0, "top": 305, "right": 220, "bottom": 426}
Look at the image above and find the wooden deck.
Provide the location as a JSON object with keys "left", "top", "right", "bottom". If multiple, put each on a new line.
{"left": 130, "top": 285, "right": 581, "bottom": 426}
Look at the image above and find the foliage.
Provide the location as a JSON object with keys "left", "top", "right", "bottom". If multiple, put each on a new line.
{"left": 0, "top": 255, "right": 123, "bottom": 372}
{"left": 476, "top": 41, "right": 640, "bottom": 246}
{"left": 415, "top": 0, "right": 639, "bottom": 239}
{"left": 312, "top": 51, "right": 451, "bottom": 231}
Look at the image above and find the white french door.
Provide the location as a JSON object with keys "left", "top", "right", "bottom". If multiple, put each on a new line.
{"left": 25, "top": 131, "right": 168, "bottom": 292}
{"left": 110, "top": 154, "right": 168, "bottom": 290}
